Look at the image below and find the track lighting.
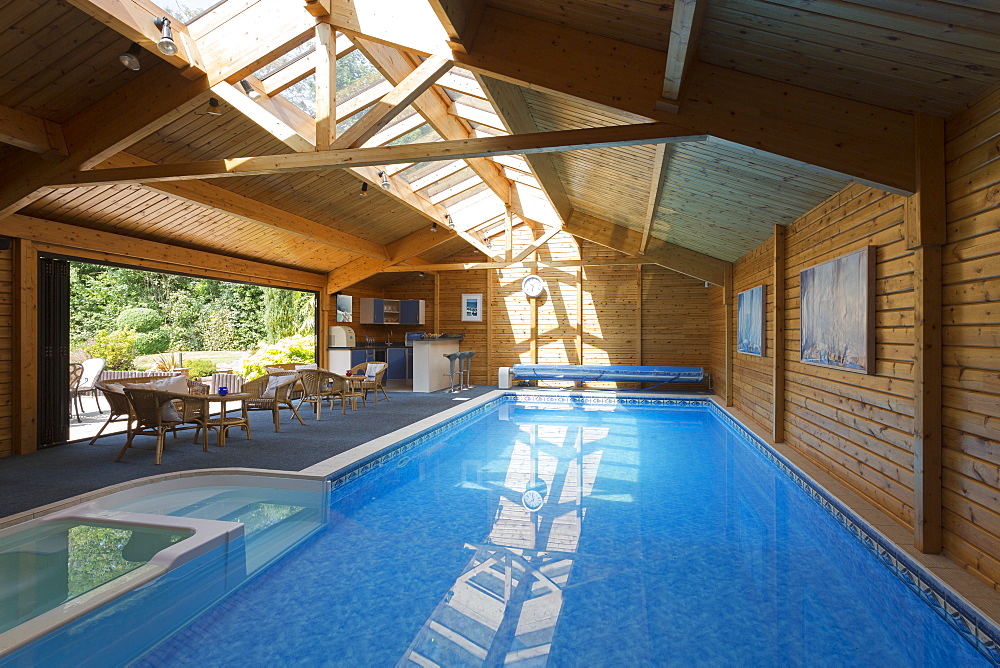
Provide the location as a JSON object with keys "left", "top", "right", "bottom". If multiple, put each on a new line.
{"left": 430, "top": 221, "right": 438, "bottom": 233}
{"left": 378, "top": 170, "right": 390, "bottom": 190}
{"left": 205, "top": 97, "right": 222, "bottom": 116}
{"left": 359, "top": 182, "right": 368, "bottom": 197}
{"left": 119, "top": 42, "right": 141, "bottom": 70}
{"left": 445, "top": 213, "right": 454, "bottom": 228}
{"left": 153, "top": 17, "right": 178, "bottom": 56}
{"left": 239, "top": 79, "right": 262, "bottom": 100}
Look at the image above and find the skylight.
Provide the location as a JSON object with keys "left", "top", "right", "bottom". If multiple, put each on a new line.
{"left": 158, "top": 0, "right": 226, "bottom": 23}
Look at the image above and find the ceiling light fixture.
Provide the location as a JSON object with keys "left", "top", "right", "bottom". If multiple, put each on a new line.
{"left": 418, "top": 272, "right": 426, "bottom": 278}
{"left": 378, "top": 170, "right": 390, "bottom": 190}
{"left": 445, "top": 213, "right": 454, "bottom": 228}
{"left": 119, "top": 42, "right": 141, "bottom": 70}
{"left": 205, "top": 97, "right": 222, "bottom": 116}
{"left": 430, "top": 221, "right": 438, "bottom": 233}
{"left": 153, "top": 17, "right": 178, "bottom": 56}
{"left": 239, "top": 79, "right": 262, "bottom": 100}
{"left": 359, "top": 182, "right": 368, "bottom": 197}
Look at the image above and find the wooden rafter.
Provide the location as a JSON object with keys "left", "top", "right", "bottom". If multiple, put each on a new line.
{"left": 52, "top": 123, "right": 704, "bottom": 186}
{"left": 512, "top": 226, "right": 561, "bottom": 263}
{"left": 426, "top": 0, "right": 486, "bottom": 54}
{"left": 640, "top": 144, "right": 671, "bottom": 253}
{"left": 383, "top": 257, "right": 647, "bottom": 272}
{"left": 311, "top": 0, "right": 451, "bottom": 56}
{"left": 334, "top": 55, "right": 453, "bottom": 149}
{"left": 315, "top": 22, "right": 338, "bottom": 151}
{"left": 0, "top": 105, "right": 67, "bottom": 158}
{"left": 662, "top": 0, "right": 706, "bottom": 102}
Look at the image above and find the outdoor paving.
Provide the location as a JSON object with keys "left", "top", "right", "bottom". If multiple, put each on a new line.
{"left": 2, "top": 385, "right": 497, "bottom": 519}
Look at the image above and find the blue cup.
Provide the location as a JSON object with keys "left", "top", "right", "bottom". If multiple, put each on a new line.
{"left": 218, "top": 386, "right": 228, "bottom": 396}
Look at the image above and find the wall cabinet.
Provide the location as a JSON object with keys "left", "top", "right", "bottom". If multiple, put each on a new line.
{"left": 359, "top": 299, "right": 425, "bottom": 325}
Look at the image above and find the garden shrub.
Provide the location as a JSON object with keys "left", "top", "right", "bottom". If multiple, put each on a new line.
{"left": 236, "top": 335, "right": 315, "bottom": 379}
{"left": 186, "top": 359, "right": 217, "bottom": 379}
{"left": 115, "top": 307, "right": 162, "bottom": 333}
{"left": 85, "top": 329, "right": 137, "bottom": 370}
{"left": 133, "top": 329, "right": 171, "bottom": 355}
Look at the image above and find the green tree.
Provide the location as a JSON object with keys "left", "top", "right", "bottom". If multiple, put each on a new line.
{"left": 263, "top": 288, "right": 301, "bottom": 342}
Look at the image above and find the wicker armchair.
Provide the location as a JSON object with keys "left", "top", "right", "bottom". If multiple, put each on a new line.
{"left": 90, "top": 376, "right": 166, "bottom": 445}
{"left": 350, "top": 362, "right": 390, "bottom": 405}
{"left": 117, "top": 388, "right": 210, "bottom": 465}
{"left": 298, "top": 369, "right": 361, "bottom": 419}
{"left": 243, "top": 373, "right": 305, "bottom": 432}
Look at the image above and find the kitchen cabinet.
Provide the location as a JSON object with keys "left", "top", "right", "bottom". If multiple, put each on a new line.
{"left": 360, "top": 298, "right": 425, "bottom": 325}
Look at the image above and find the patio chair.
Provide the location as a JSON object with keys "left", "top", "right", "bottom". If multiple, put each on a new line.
{"left": 327, "top": 372, "right": 365, "bottom": 414}
{"left": 71, "top": 357, "right": 106, "bottom": 419}
{"left": 69, "top": 363, "right": 84, "bottom": 422}
{"left": 243, "top": 373, "right": 305, "bottom": 432}
{"left": 89, "top": 375, "right": 180, "bottom": 445}
{"left": 349, "top": 361, "right": 389, "bottom": 405}
{"left": 298, "top": 369, "right": 357, "bottom": 419}
{"left": 117, "top": 387, "right": 210, "bottom": 465}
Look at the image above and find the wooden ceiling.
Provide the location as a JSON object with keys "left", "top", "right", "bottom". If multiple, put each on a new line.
{"left": 0, "top": 0, "right": 996, "bottom": 288}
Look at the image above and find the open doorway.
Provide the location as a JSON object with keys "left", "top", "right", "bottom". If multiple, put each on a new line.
{"left": 39, "top": 255, "right": 317, "bottom": 447}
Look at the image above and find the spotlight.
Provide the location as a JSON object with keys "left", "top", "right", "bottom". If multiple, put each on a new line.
{"left": 418, "top": 272, "right": 426, "bottom": 278}
{"left": 240, "top": 79, "right": 262, "bottom": 100}
{"left": 153, "top": 17, "right": 178, "bottom": 56}
{"left": 378, "top": 170, "right": 390, "bottom": 190}
{"left": 430, "top": 221, "right": 438, "bottom": 233}
{"left": 445, "top": 213, "right": 454, "bottom": 228}
{"left": 359, "top": 182, "right": 368, "bottom": 197}
{"left": 119, "top": 42, "right": 141, "bottom": 70}
{"left": 205, "top": 97, "right": 223, "bottom": 116}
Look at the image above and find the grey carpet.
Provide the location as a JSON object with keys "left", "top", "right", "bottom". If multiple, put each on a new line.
{"left": 0, "top": 387, "right": 496, "bottom": 518}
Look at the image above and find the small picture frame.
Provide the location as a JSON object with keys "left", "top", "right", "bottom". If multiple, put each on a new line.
{"left": 461, "top": 293, "right": 483, "bottom": 322}
{"left": 737, "top": 284, "right": 765, "bottom": 357}
{"left": 336, "top": 294, "right": 353, "bottom": 322}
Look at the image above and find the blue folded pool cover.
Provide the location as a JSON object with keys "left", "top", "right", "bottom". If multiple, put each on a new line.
{"left": 511, "top": 364, "right": 705, "bottom": 384}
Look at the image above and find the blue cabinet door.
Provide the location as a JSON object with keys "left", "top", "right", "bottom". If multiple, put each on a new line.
{"left": 372, "top": 298, "right": 385, "bottom": 324}
{"left": 400, "top": 300, "right": 418, "bottom": 325}
{"left": 387, "top": 348, "right": 407, "bottom": 380}
{"left": 350, "top": 350, "right": 367, "bottom": 368}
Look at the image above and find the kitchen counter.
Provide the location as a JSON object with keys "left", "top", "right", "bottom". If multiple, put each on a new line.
{"left": 411, "top": 339, "right": 461, "bottom": 393}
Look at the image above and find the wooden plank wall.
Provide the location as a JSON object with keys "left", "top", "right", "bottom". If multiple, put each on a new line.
{"left": 581, "top": 240, "right": 634, "bottom": 366}
{"left": 0, "top": 246, "right": 11, "bottom": 457}
{"left": 731, "top": 237, "right": 776, "bottom": 431}
{"left": 940, "top": 87, "right": 1000, "bottom": 590}
{"left": 640, "top": 265, "right": 712, "bottom": 368}
{"left": 780, "top": 184, "right": 917, "bottom": 527}
{"left": 707, "top": 285, "right": 728, "bottom": 399}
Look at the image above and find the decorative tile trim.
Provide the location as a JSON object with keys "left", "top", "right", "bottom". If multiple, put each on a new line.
{"left": 324, "top": 390, "right": 1000, "bottom": 664}
{"left": 706, "top": 402, "right": 1000, "bottom": 665}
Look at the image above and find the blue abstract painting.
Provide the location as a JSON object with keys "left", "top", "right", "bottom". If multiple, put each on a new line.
{"left": 800, "top": 247, "right": 873, "bottom": 374}
{"left": 737, "top": 285, "right": 765, "bottom": 356}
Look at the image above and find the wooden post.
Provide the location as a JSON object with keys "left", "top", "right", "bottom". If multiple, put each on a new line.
{"left": 636, "top": 266, "right": 643, "bottom": 365}
{"left": 576, "top": 266, "right": 584, "bottom": 364}
{"left": 504, "top": 206, "right": 513, "bottom": 263}
{"left": 314, "top": 22, "right": 337, "bottom": 151}
{"left": 434, "top": 272, "right": 440, "bottom": 333}
{"left": 772, "top": 225, "right": 786, "bottom": 442}
{"left": 318, "top": 290, "right": 331, "bottom": 363}
{"left": 485, "top": 267, "right": 492, "bottom": 384}
{"left": 724, "top": 263, "right": 734, "bottom": 407}
{"left": 13, "top": 238, "right": 38, "bottom": 454}
{"left": 908, "top": 113, "right": 945, "bottom": 554}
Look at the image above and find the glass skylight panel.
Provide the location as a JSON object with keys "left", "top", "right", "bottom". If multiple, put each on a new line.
{"left": 423, "top": 167, "right": 477, "bottom": 199}
{"left": 388, "top": 124, "right": 441, "bottom": 146}
{"left": 256, "top": 39, "right": 316, "bottom": 80}
{"left": 337, "top": 50, "right": 383, "bottom": 103}
{"left": 159, "top": 0, "right": 225, "bottom": 23}
{"left": 281, "top": 74, "right": 316, "bottom": 118}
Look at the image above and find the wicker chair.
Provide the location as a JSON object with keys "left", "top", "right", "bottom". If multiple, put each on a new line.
{"left": 69, "top": 363, "right": 84, "bottom": 422}
{"left": 243, "top": 373, "right": 305, "bottom": 432}
{"left": 117, "top": 388, "right": 210, "bottom": 465}
{"left": 350, "top": 362, "right": 390, "bottom": 405}
{"left": 328, "top": 372, "right": 365, "bottom": 414}
{"left": 298, "top": 369, "right": 361, "bottom": 419}
{"left": 90, "top": 376, "right": 166, "bottom": 445}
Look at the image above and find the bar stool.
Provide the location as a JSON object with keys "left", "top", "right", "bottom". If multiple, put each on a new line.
{"left": 443, "top": 352, "right": 462, "bottom": 393}
{"left": 461, "top": 351, "right": 477, "bottom": 389}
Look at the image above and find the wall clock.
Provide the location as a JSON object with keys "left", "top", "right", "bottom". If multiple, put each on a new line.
{"left": 522, "top": 274, "right": 546, "bottom": 298}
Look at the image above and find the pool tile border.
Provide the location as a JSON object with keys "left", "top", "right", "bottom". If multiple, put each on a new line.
{"left": 324, "top": 390, "right": 1000, "bottom": 665}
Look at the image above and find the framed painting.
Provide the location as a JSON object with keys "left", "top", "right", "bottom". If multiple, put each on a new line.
{"left": 799, "top": 246, "right": 875, "bottom": 374}
{"left": 336, "top": 294, "right": 353, "bottom": 322}
{"left": 461, "top": 293, "right": 483, "bottom": 322}
{"left": 737, "top": 285, "right": 765, "bottom": 356}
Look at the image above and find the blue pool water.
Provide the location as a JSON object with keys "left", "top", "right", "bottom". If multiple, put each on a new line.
{"left": 122, "top": 399, "right": 995, "bottom": 666}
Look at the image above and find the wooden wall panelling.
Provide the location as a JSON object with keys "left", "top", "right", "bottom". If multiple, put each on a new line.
{"left": 731, "top": 234, "right": 775, "bottom": 430}
{"left": 12, "top": 239, "right": 36, "bottom": 456}
{"left": 708, "top": 285, "right": 727, "bottom": 398}
{"left": 639, "top": 265, "right": 712, "bottom": 369}
{"left": 0, "top": 245, "right": 12, "bottom": 457}
{"left": 724, "top": 263, "right": 734, "bottom": 406}
{"left": 773, "top": 224, "right": 786, "bottom": 443}
{"left": 940, "top": 86, "right": 1000, "bottom": 589}
{"left": 782, "top": 186, "right": 917, "bottom": 528}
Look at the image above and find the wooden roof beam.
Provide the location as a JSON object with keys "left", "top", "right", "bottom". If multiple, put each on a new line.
{"left": 315, "top": 22, "right": 338, "bottom": 151}
{"left": 326, "top": 225, "right": 454, "bottom": 292}
{"left": 65, "top": 0, "right": 206, "bottom": 78}
{"left": 334, "top": 55, "right": 453, "bottom": 149}
{"left": 661, "top": 0, "right": 706, "bottom": 104}
{"left": 54, "top": 123, "right": 703, "bottom": 185}
{"left": 511, "top": 225, "right": 561, "bottom": 263}
{"left": 0, "top": 105, "right": 67, "bottom": 158}
{"left": 384, "top": 257, "right": 647, "bottom": 272}
{"left": 350, "top": 37, "right": 512, "bottom": 205}
{"left": 426, "top": 0, "right": 485, "bottom": 54}
{"left": 453, "top": 7, "right": 916, "bottom": 194}
{"left": 312, "top": 0, "right": 451, "bottom": 56}
{"left": 566, "top": 210, "right": 727, "bottom": 286}
{"left": 640, "top": 144, "right": 671, "bottom": 253}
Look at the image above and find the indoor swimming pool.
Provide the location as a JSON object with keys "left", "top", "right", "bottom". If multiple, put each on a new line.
{"left": 4, "top": 394, "right": 999, "bottom": 666}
